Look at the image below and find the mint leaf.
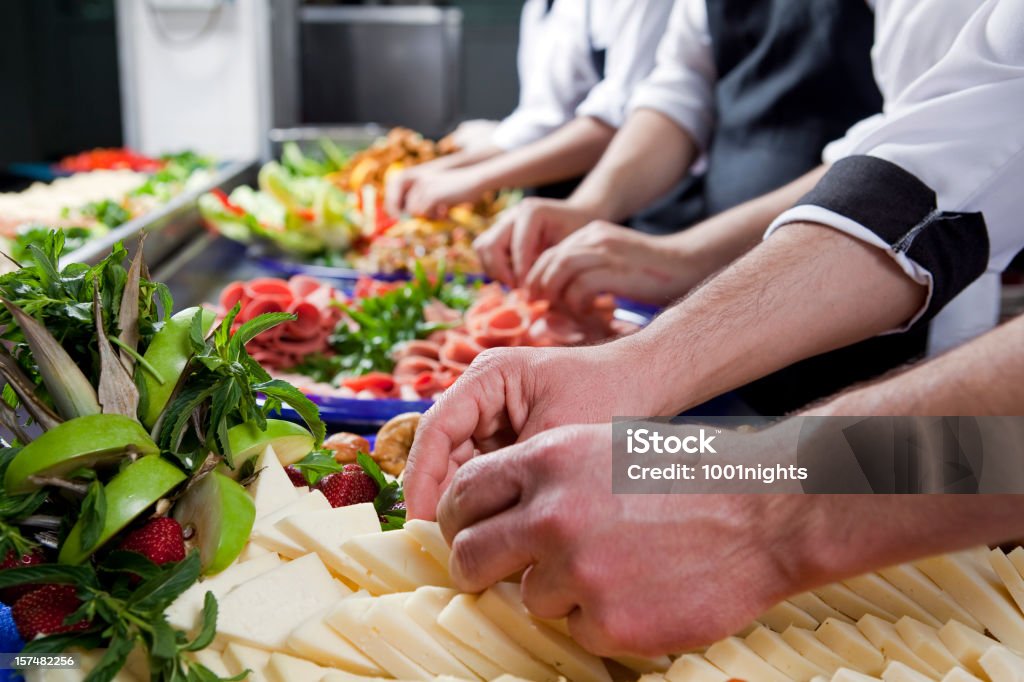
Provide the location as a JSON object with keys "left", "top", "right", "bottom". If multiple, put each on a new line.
{"left": 292, "top": 450, "right": 344, "bottom": 486}
{"left": 80, "top": 479, "right": 107, "bottom": 552}
{"left": 128, "top": 551, "right": 201, "bottom": 613}
{"left": 256, "top": 379, "right": 326, "bottom": 445}
{"left": 0, "top": 563, "right": 98, "bottom": 590}
{"left": 182, "top": 592, "right": 219, "bottom": 652}
{"left": 84, "top": 630, "right": 135, "bottom": 682}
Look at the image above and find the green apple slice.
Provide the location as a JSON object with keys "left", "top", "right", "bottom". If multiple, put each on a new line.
{"left": 220, "top": 420, "right": 315, "bottom": 477}
{"left": 172, "top": 472, "right": 255, "bottom": 575}
{"left": 138, "top": 306, "right": 217, "bottom": 429}
{"left": 4, "top": 414, "right": 160, "bottom": 494}
{"left": 59, "top": 455, "right": 186, "bottom": 564}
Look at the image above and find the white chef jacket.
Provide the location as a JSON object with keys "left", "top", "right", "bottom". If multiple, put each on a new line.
{"left": 492, "top": 0, "right": 673, "bottom": 151}
{"left": 767, "top": 0, "right": 1024, "bottom": 354}
{"left": 629, "top": 0, "right": 1024, "bottom": 355}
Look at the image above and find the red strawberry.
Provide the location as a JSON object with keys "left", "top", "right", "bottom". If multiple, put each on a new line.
{"left": 11, "top": 585, "right": 91, "bottom": 641}
{"left": 317, "top": 468, "right": 378, "bottom": 508}
{"left": 285, "top": 465, "right": 308, "bottom": 488}
{"left": 0, "top": 548, "right": 46, "bottom": 603}
{"left": 118, "top": 517, "right": 185, "bottom": 565}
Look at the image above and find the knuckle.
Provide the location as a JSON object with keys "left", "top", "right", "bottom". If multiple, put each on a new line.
{"left": 530, "top": 503, "right": 571, "bottom": 544}
{"left": 449, "top": 531, "right": 483, "bottom": 583}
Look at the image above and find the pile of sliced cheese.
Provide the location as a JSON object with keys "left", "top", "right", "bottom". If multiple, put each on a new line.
{"left": 42, "top": 447, "right": 1024, "bottom": 682}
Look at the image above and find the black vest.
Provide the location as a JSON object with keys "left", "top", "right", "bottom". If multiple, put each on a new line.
{"left": 633, "top": 0, "right": 883, "bottom": 233}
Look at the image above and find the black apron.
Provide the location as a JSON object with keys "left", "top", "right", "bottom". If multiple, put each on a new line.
{"left": 633, "top": 0, "right": 883, "bottom": 232}
{"left": 630, "top": 0, "right": 927, "bottom": 415}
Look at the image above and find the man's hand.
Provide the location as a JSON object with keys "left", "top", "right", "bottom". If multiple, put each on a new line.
{"left": 404, "top": 344, "right": 663, "bottom": 522}
{"left": 524, "top": 221, "right": 700, "bottom": 312}
{"left": 474, "top": 198, "right": 600, "bottom": 286}
{"left": 435, "top": 423, "right": 806, "bottom": 656}
{"left": 402, "top": 168, "right": 487, "bottom": 219}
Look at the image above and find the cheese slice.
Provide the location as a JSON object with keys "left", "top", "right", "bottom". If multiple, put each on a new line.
{"left": 917, "top": 552, "right": 1024, "bottom": 651}
{"left": 815, "top": 618, "right": 885, "bottom": 676}
{"left": 937, "top": 620, "right": 1000, "bottom": 677}
{"left": 320, "top": 673, "right": 412, "bottom": 682}
{"left": 979, "top": 645, "right": 1024, "bottom": 681}
{"left": 880, "top": 661, "right": 934, "bottom": 682}
{"left": 879, "top": 565, "right": 983, "bottom": 632}
{"left": 791, "top": 592, "right": 854, "bottom": 625}
{"left": 759, "top": 600, "right": 819, "bottom": 631}
{"left": 404, "top": 519, "right": 452, "bottom": 568}
{"left": 745, "top": 625, "right": 829, "bottom": 680}
{"left": 940, "top": 668, "right": 984, "bottom": 682}
{"left": 218, "top": 552, "right": 349, "bottom": 651}
{"left": 702, "top": 637, "right": 792, "bottom": 682}
{"left": 265, "top": 652, "right": 327, "bottom": 682}
{"left": 188, "top": 649, "right": 232, "bottom": 678}
{"left": 248, "top": 445, "right": 299, "bottom": 519}
{"left": 856, "top": 615, "right": 941, "bottom": 677}
{"left": 989, "top": 548, "right": 1024, "bottom": 616}
{"left": 404, "top": 587, "right": 506, "bottom": 680}
{"left": 223, "top": 643, "right": 272, "bottom": 682}
{"left": 166, "top": 552, "right": 283, "bottom": 632}
{"left": 844, "top": 574, "right": 942, "bottom": 628}
{"left": 437, "top": 593, "right": 559, "bottom": 681}
{"left": 894, "top": 617, "right": 960, "bottom": 674}
{"left": 365, "top": 593, "right": 480, "bottom": 679}
{"left": 613, "top": 655, "right": 675, "bottom": 675}
{"left": 664, "top": 654, "right": 730, "bottom": 682}
{"left": 831, "top": 669, "right": 882, "bottom": 681}
{"left": 342, "top": 529, "right": 453, "bottom": 592}
{"left": 327, "top": 597, "right": 434, "bottom": 680}
{"left": 236, "top": 542, "right": 272, "bottom": 563}
{"left": 476, "top": 582, "right": 612, "bottom": 682}
{"left": 637, "top": 676, "right": 668, "bottom": 682}
{"left": 251, "top": 489, "right": 332, "bottom": 557}
{"left": 814, "top": 584, "right": 897, "bottom": 623}
{"left": 277, "top": 504, "right": 393, "bottom": 594}
{"left": 287, "top": 607, "right": 386, "bottom": 676}
{"left": 1006, "top": 546, "right": 1024, "bottom": 581}
{"left": 782, "top": 626, "right": 856, "bottom": 675}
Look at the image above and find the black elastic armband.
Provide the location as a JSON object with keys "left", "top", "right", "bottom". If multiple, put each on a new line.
{"left": 797, "top": 156, "right": 990, "bottom": 322}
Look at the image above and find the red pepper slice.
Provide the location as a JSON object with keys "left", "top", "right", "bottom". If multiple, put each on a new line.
{"left": 211, "top": 188, "right": 246, "bottom": 217}
{"left": 342, "top": 372, "right": 396, "bottom": 393}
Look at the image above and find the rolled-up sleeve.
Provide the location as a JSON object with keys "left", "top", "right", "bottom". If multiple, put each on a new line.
{"left": 627, "top": 0, "right": 717, "bottom": 150}
{"left": 575, "top": 0, "right": 675, "bottom": 130}
{"left": 768, "top": 0, "right": 1024, "bottom": 329}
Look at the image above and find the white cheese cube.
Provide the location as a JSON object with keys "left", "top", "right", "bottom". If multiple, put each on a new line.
{"left": 790, "top": 592, "right": 854, "bottom": 625}
{"left": 248, "top": 445, "right": 300, "bottom": 519}
{"left": 745, "top": 625, "right": 829, "bottom": 681}
{"left": 894, "top": 617, "right": 960, "bottom": 674}
{"left": 844, "top": 574, "right": 942, "bottom": 627}
{"left": 990, "top": 548, "right": 1024, "bottom": 616}
{"left": 217, "top": 553, "right": 349, "bottom": 651}
{"left": 166, "top": 552, "right": 283, "bottom": 633}
{"left": 265, "top": 652, "right": 326, "bottom": 682}
{"left": 918, "top": 552, "right": 1024, "bottom": 651}
{"left": 816, "top": 618, "right": 885, "bottom": 676}
{"left": 940, "top": 668, "right": 984, "bottom": 682}
{"left": 814, "top": 584, "right": 897, "bottom": 623}
{"left": 404, "top": 519, "right": 452, "bottom": 568}
{"left": 287, "top": 606, "right": 386, "bottom": 676}
{"left": 476, "top": 582, "right": 611, "bottom": 682}
{"left": 781, "top": 625, "right": 856, "bottom": 675}
{"left": 937, "top": 620, "right": 1000, "bottom": 678}
{"left": 979, "top": 645, "right": 1024, "bottom": 681}
{"left": 880, "top": 661, "right": 936, "bottom": 682}
{"left": 831, "top": 670, "right": 882, "bottom": 681}
{"left": 759, "top": 600, "right": 819, "bottom": 631}
{"left": 856, "top": 614, "right": 941, "bottom": 678}
{"left": 702, "top": 637, "right": 793, "bottom": 682}
{"left": 437, "top": 593, "right": 559, "bottom": 681}
{"left": 404, "top": 587, "right": 506, "bottom": 680}
{"left": 878, "top": 565, "right": 983, "bottom": 631}
{"left": 342, "top": 530, "right": 452, "bottom": 592}
{"left": 327, "top": 597, "right": 433, "bottom": 680}
{"left": 251, "top": 489, "right": 332, "bottom": 557}
{"left": 664, "top": 653, "right": 730, "bottom": 682}
{"left": 223, "top": 643, "right": 272, "bottom": 682}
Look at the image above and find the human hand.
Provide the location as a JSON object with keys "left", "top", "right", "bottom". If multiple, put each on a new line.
{"left": 435, "top": 423, "right": 811, "bottom": 656}
{"left": 524, "top": 221, "right": 697, "bottom": 313}
{"left": 473, "top": 198, "right": 600, "bottom": 286}
{"left": 404, "top": 343, "right": 663, "bottom": 521}
{"left": 403, "top": 168, "right": 487, "bottom": 219}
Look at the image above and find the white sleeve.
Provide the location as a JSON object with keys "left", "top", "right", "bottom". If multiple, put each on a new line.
{"left": 492, "top": 0, "right": 598, "bottom": 150}
{"left": 768, "top": 0, "right": 1024, "bottom": 328}
{"left": 626, "top": 0, "right": 717, "bottom": 150}
{"left": 574, "top": 0, "right": 675, "bottom": 130}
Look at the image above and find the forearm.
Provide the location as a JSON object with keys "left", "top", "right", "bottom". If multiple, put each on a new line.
{"left": 664, "top": 166, "right": 829, "bottom": 285}
{"left": 815, "top": 314, "right": 1024, "bottom": 416}
{"left": 619, "top": 223, "right": 928, "bottom": 415}
{"left": 468, "top": 117, "right": 616, "bottom": 193}
{"left": 569, "top": 109, "right": 699, "bottom": 222}
{"left": 784, "top": 495, "right": 1024, "bottom": 595}
{"left": 423, "top": 146, "right": 503, "bottom": 173}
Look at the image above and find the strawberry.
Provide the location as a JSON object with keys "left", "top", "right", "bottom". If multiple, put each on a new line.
{"left": 0, "top": 548, "right": 46, "bottom": 603}
{"left": 317, "top": 468, "right": 378, "bottom": 508}
{"left": 11, "top": 585, "right": 90, "bottom": 641}
{"left": 118, "top": 517, "right": 185, "bottom": 565}
{"left": 285, "top": 465, "right": 308, "bottom": 488}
